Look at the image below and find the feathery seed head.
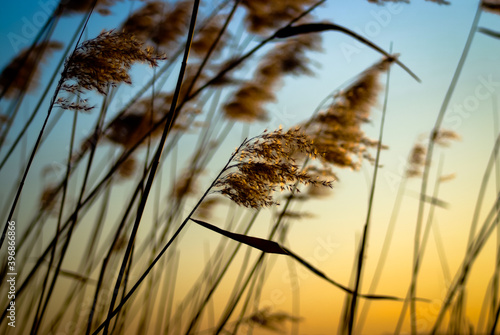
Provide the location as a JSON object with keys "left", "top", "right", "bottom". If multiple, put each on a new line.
{"left": 223, "top": 82, "right": 275, "bottom": 122}
{"left": 438, "top": 173, "right": 456, "bottom": 183}
{"left": 170, "top": 168, "right": 203, "bottom": 201}
{"left": 240, "top": 0, "right": 318, "bottom": 35}
{"left": 215, "top": 128, "right": 332, "bottom": 208}
{"left": 195, "top": 197, "right": 221, "bottom": 219}
{"left": 55, "top": 97, "right": 94, "bottom": 113}
{"left": 62, "top": 30, "right": 164, "bottom": 95}
{"left": 57, "top": 0, "right": 121, "bottom": 16}
{"left": 191, "top": 15, "right": 230, "bottom": 58}
{"left": 40, "top": 184, "right": 59, "bottom": 214}
{"left": 223, "top": 35, "right": 321, "bottom": 122}
{"left": 121, "top": 1, "right": 166, "bottom": 43}
{"left": 244, "top": 308, "right": 302, "bottom": 332}
{"left": 151, "top": 0, "right": 192, "bottom": 51}
{"left": 105, "top": 111, "right": 163, "bottom": 149}
{"left": 433, "top": 129, "right": 461, "bottom": 147}
{"left": 117, "top": 156, "right": 137, "bottom": 179}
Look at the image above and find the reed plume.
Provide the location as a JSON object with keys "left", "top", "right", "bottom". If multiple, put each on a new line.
{"left": 121, "top": 0, "right": 193, "bottom": 54}
{"left": 405, "top": 130, "right": 459, "bottom": 177}
{"left": 151, "top": 0, "right": 193, "bottom": 52}
{"left": 117, "top": 156, "right": 137, "bottom": 179}
{"left": 39, "top": 184, "right": 60, "bottom": 213}
{"left": 214, "top": 127, "right": 332, "bottom": 208}
{"left": 195, "top": 197, "right": 221, "bottom": 219}
{"left": 0, "top": 41, "right": 62, "bottom": 98}
{"left": 243, "top": 308, "right": 301, "bottom": 332}
{"left": 261, "top": 35, "right": 322, "bottom": 77}
{"left": 306, "top": 57, "right": 393, "bottom": 170}
{"left": 224, "top": 34, "right": 321, "bottom": 122}
{"left": 61, "top": 30, "right": 163, "bottom": 95}
{"left": 191, "top": 15, "right": 230, "bottom": 58}
{"left": 55, "top": 97, "right": 94, "bottom": 113}
{"left": 438, "top": 172, "right": 456, "bottom": 183}
{"left": 481, "top": 0, "right": 500, "bottom": 14}
{"left": 279, "top": 210, "right": 314, "bottom": 220}
{"left": 304, "top": 165, "right": 337, "bottom": 197}
{"left": 170, "top": 168, "right": 203, "bottom": 200}
{"left": 223, "top": 82, "right": 275, "bottom": 121}
{"left": 104, "top": 94, "right": 170, "bottom": 149}
{"left": 105, "top": 111, "right": 161, "bottom": 148}
{"left": 406, "top": 143, "right": 426, "bottom": 178}
{"left": 56, "top": 0, "right": 121, "bottom": 16}
{"left": 2, "top": 2, "right": 491, "bottom": 334}
{"left": 120, "top": 1, "right": 166, "bottom": 43}
{"left": 240, "top": 0, "right": 318, "bottom": 34}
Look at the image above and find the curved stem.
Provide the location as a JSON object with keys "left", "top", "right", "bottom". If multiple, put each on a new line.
{"left": 408, "top": 5, "right": 482, "bottom": 333}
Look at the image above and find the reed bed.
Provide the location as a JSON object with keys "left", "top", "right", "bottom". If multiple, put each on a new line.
{"left": 0, "top": 0, "right": 499, "bottom": 334}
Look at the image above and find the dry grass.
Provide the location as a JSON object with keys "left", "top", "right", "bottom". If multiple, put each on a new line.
{"left": 0, "top": 1, "right": 499, "bottom": 335}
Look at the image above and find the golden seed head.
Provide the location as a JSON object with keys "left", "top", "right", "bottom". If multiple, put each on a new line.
{"left": 57, "top": 0, "right": 121, "bottom": 16}
{"left": 433, "top": 129, "right": 461, "bottom": 147}
{"left": 215, "top": 128, "right": 333, "bottom": 208}
{"left": 0, "top": 41, "right": 63, "bottom": 98}
{"left": 223, "top": 35, "right": 321, "bottom": 122}
{"left": 62, "top": 30, "right": 164, "bottom": 95}
{"left": 239, "top": 0, "right": 318, "bottom": 35}
{"left": 304, "top": 58, "right": 393, "bottom": 169}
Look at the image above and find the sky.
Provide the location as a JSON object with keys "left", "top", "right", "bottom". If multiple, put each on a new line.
{"left": 1, "top": 0, "right": 500, "bottom": 334}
